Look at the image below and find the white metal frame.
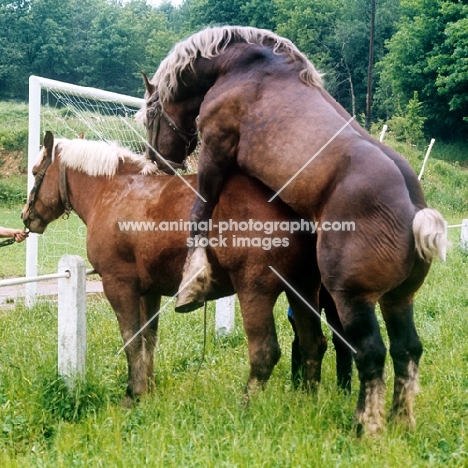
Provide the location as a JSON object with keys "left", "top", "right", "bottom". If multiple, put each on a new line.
{"left": 26, "top": 76, "right": 144, "bottom": 303}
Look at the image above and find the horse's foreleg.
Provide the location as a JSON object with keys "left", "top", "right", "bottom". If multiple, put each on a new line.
{"left": 103, "top": 278, "right": 155, "bottom": 405}
{"left": 175, "top": 152, "right": 231, "bottom": 312}
{"left": 139, "top": 293, "right": 161, "bottom": 395}
{"left": 380, "top": 292, "right": 423, "bottom": 430}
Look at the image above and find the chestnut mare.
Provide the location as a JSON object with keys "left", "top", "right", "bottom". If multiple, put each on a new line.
{"left": 138, "top": 26, "right": 448, "bottom": 434}
{"left": 21, "top": 132, "right": 352, "bottom": 404}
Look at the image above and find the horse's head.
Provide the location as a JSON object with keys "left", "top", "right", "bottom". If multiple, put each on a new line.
{"left": 137, "top": 72, "right": 199, "bottom": 174}
{"left": 21, "top": 131, "right": 70, "bottom": 233}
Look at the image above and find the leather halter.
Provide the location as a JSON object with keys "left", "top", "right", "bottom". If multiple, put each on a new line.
{"left": 146, "top": 101, "right": 198, "bottom": 174}
{"left": 27, "top": 154, "right": 72, "bottom": 223}
{"left": 58, "top": 163, "right": 73, "bottom": 219}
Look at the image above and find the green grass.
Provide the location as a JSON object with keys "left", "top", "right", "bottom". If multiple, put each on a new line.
{"left": 431, "top": 141, "right": 468, "bottom": 167}
{"left": 0, "top": 101, "right": 28, "bottom": 154}
{"left": 0, "top": 132, "right": 467, "bottom": 466}
{"left": 0, "top": 274, "right": 467, "bottom": 466}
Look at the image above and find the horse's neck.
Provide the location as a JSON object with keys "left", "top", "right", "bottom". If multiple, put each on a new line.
{"left": 65, "top": 170, "right": 105, "bottom": 225}
{"left": 65, "top": 162, "right": 144, "bottom": 224}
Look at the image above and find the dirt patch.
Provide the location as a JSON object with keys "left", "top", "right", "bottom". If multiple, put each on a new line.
{"left": 0, "top": 150, "right": 26, "bottom": 177}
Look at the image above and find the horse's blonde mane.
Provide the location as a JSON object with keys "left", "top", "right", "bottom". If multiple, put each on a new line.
{"left": 152, "top": 26, "right": 323, "bottom": 103}
{"left": 42, "top": 138, "right": 159, "bottom": 177}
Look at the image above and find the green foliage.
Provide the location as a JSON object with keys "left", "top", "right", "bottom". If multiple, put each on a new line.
{"left": 0, "top": 203, "right": 28, "bottom": 278}
{"left": 431, "top": 140, "right": 468, "bottom": 166}
{"left": 0, "top": 129, "right": 27, "bottom": 153}
{"left": 388, "top": 91, "right": 427, "bottom": 146}
{"left": 378, "top": 0, "right": 468, "bottom": 138}
{"left": 0, "top": 101, "right": 29, "bottom": 153}
{"left": 430, "top": 2, "right": 468, "bottom": 114}
{"left": 0, "top": 179, "right": 26, "bottom": 208}
{"left": 0, "top": 0, "right": 184, "bottom": 99}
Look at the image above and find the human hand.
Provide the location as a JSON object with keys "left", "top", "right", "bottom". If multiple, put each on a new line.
{"left": 13, "top": 229, "right": 29, "bottom": 243}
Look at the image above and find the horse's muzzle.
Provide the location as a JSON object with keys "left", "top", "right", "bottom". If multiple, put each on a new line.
{"left": 20, "top": 205, "right": 46, "bottom": 234}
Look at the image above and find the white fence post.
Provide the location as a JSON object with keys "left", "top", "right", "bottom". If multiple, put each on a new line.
{"left": 379, "top": 124, "right": 388, "bottom": 142}
{"left": 25, "top": 76, "right": 42, "bottom": 306}
{"left": 58, "top": 255, "right": 87, "bottom": 389}
{"left": 461, "top": 219, "right": 468, "bottom": 252}
{"left": 215, "top": 295, "right": 236, "bottom": 336}
{"left": 418, "top": 138, "right": 436, "bottom": 181}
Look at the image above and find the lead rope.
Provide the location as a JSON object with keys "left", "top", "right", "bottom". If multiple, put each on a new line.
{"left": 191, "top": 301, "right": 208, "bottom": 387}
{"left": 0, "top": 238, "right": 16, "bottom": 247}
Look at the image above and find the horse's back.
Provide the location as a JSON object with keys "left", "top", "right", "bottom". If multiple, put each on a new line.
{"left": 212, "top": 172, "right": 316, "bottom": 283}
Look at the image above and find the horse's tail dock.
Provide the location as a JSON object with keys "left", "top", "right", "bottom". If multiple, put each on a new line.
{"left": 412, "top": 208, "right": 448, "bottom": 262}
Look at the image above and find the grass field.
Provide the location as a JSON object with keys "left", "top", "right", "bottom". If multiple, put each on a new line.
{"left": 0, "top": 135, "right": 467, "bottom": 466}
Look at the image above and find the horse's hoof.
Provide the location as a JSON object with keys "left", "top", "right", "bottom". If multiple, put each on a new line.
{"left": 121, "top": 395, "right": 136, "bottom": 408}
{"left": 175, "top": 295, "right": 204, "bottom": 313}
{"left": 175, "top": 246, "right": 212, "bottom": 312}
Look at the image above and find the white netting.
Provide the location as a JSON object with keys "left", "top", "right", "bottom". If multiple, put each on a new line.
{"left": 35, "top": 83, "right": 146, "bottom": 274}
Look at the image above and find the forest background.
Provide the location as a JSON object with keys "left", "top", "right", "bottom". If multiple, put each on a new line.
{"left": 0, "top": 0, "right": 467, "bottom": 142}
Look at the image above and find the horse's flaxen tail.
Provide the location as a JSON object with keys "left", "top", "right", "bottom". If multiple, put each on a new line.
{"left": 413, "top": 208, "right": 448, "bottom": 262}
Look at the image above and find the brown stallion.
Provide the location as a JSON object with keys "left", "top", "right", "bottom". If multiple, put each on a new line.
{"left": 138, "top": 26, "right": 447, "bottom": 434}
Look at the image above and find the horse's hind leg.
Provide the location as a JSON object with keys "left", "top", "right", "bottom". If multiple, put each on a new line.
{"left": 332, "top": 293, "right": 387, "bottom": 436}
{"left": 380, "top": 291, "right": 423, "bottom": 429}
{"left": 320, "top": 287, "right": 353, "bottom": 392}
{"left": 237, "top": 292, "right": 281, "bottom": 398}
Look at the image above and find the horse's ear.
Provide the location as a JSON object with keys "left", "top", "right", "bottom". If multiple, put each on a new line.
{"left": 78, "top": 132, "right": 85, "bottom": 139}
{"left": 43, "top": 131, "right": 54, "bottom": 153}
{"left": 141, "top": 71, "right": 155, "bottom": 96}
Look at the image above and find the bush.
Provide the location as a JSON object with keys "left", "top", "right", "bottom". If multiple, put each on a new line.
{"left": 0, "top": 101, "right": 29, "bottom": 152}
{"left": 388, "top": 91, "right": 427, "bottom": 146}
{"left": 0, "top": 177, "right": 27, "bottom": 207}
{"left": 0, "top": 128, "right": 28, "bottom": 152}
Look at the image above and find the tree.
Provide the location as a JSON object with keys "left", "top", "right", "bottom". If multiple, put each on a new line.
{"left": 430, "top": 2, "right": 468, "bottom": 118}
{"left": 332, "top": 0, "right": 400, "bottom": 119}
{"left": 388, "top": 90, "right": 427, "bottom": 145}
{"left": 274, "top": 0, "right": 399, "bottom": 120}
{"left": 377, "top": 0, "right": 468, "bottom": 138}
{"left": 0, "top": 0, "right": 35, "bottom": 98}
